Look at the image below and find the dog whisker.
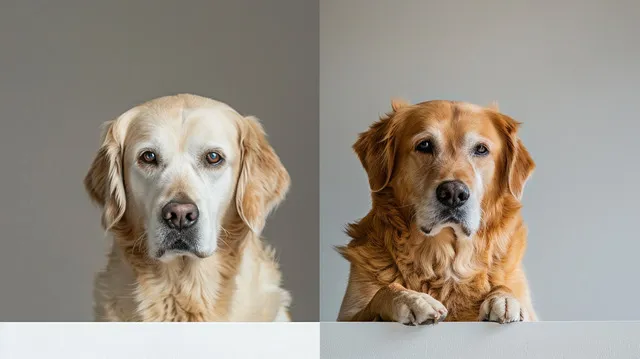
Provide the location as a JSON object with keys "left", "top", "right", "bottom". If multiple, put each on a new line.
{"left": 218, "top": 226, "right": 232, "bottom": 249}
{"left": 131, "top": 232, "right": 147, "bottom": 255}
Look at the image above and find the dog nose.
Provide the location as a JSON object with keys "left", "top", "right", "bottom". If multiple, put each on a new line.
{"left": 436, "top": 180, "right": 470, "bottom": 208}
{"left": 161, "top": 202, "right": 199, "bottom": 230}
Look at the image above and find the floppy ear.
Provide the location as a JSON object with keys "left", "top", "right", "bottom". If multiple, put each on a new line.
{"left": 84, "top": 109, "right": 136, "bottom": 230}
{"left": 508, "top": 138, "right": 535, "bottom": 200}
{"left": 498, "top": 114, "right": 535, "bottom": 200}
{"left": 235, "top": 116, "right": 291, "bottom": 234}
{"left": 353, "top": 100, "right": 404, "bottom": 192}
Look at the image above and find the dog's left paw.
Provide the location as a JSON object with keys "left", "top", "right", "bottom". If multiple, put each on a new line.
{"left": 479, "top": 294, "right": 528, "bottom": 324}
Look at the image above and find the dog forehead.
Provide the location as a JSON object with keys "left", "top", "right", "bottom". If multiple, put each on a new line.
{"left": 126, "top": 106, "right": 240, "bottom": 151}
{"left": 403, "top": 102, "right": 499, "bottom": 142}
{"left": 181, "top": 108, "right": 239, "bottom": 148}
{"left": 451, "top": 110, "right": 500, "bottom": 140}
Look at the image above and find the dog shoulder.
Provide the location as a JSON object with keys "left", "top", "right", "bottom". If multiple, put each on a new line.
{"left": 228, "top": 235, "right": 291, "bottom": 321}
{"left": 338, "top": 227, "right": 399, "bottom": 285}
{"left": 93, "top": 245, "right": 139, "bottom": 321}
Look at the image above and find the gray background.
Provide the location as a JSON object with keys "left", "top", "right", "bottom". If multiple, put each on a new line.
{"left": 321, "top": 0, "right": 640, "bottom": 321}
{"left": 0, "top": 0, "right": 318, "bottom": 321}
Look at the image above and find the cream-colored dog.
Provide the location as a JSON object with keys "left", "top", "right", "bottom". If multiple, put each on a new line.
{"left": 85, "top": 94, "right": 291, "bottom": 321}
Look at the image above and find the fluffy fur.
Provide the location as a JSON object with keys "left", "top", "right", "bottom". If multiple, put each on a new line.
{"left": 85, "top": 94, "right": 291, "bottom": 321}
{"left": 337, "top": 99, "right": 536, "bottom": 324}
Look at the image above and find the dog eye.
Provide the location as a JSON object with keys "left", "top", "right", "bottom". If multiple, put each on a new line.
{"left": 139, "top": 151, "right": 158, "bottom": 165}
{"left": 473, "top": 144, "right": 489, "bottom": 156}
{"left": 415, "top": 140, "right": 433, "bottom": 154}
{"left": 205, "top": 151, "right": 224, "bottom": 165}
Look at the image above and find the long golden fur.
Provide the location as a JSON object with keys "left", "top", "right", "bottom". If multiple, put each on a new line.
{"left": 85, "top": 94, "right": 292, "bottom": 321}
{"left": 337, "top": 99, "right": 536, "bottom": 324}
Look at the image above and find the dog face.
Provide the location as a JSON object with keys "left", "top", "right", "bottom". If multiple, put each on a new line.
{"left": 354, "top": 99, "right": 534, "bottom": 239}
{"left": 122, "top": 105, "right": 239, "bottom": 260}
{"left": 85, "top": 94, "right": 290, "bottom": 262}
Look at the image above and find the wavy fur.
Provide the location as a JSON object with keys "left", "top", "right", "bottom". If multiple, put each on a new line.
{"left": 337, "top": 99, "right": 536, "bottom": 323}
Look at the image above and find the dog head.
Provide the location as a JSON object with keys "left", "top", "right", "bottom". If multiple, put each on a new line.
{"left": 84, "top": 94, "right": 289, "bottom": 262}
{"left": 354, "top": 99, "right": 534, "bottom": 239}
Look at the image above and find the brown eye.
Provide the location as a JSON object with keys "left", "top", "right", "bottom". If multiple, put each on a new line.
{"left": 474, "top": 144, "right": 489, "bottom": 156}
{"left": 140, "top": 151, "right": 157, "bottom": 164}
{"left": 205, "top": 151, "right": 223, "bottom": 165}
{"left": 416, "top": 140, "right": 434, "bottom": 154}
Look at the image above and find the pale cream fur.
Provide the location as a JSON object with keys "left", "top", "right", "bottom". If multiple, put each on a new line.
{"left": 86, "top": 94, "right": 291, "bottom": 322}
{"left": 93, "top": 231, "right": 291, "bottom": 321}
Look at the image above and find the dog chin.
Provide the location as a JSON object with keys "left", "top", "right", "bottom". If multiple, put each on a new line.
{"left": 154, "top": 248, "right": 213, "bottom": 263}
{"left": 420, "top": 221, "right": 474, "bottom": 239}
{"left": 151, "top": 238, "right": 215, "bottom": 262}
{"left": 155, "top": 250, "right": 195, "bottom": 262}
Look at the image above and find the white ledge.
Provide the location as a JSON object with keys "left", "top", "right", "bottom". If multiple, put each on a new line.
{"left": 0, "top": 323, "right": 320, "bottom": 359}
{"left": 320, "top": 322, "right": 640, "bottom": 359}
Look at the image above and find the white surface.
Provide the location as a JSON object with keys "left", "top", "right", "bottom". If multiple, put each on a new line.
{"left": 320, "top": 0, "right": 640, "bottom": 321}
{"left": 320, "top": 322, "right": 640, "bottom": 359}
{"left": 0, "top": 323, "right": 320, "bottom": 359}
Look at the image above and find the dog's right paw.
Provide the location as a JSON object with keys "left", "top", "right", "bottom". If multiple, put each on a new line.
{"left": 478, "top": 294, "right": 527, "bottom": 324}
{"left": 391, "top": 291, "right": 448, "bottom": 325}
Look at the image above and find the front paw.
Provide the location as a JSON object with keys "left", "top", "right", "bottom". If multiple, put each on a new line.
{"left": 479, "top": 294, "right": 528, "bottom": 323}
{"left": 391, "top": 291, "right": 448, "bottom": 326}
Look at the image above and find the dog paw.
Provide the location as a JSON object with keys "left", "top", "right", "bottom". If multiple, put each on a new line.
{"left": 479, "top": 294, "right": 528, "bottom": 323}
{"left": 392, "top": 291, "right": 448, "bottom": 326}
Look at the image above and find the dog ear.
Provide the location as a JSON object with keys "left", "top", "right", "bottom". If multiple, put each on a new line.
{"left": 391, "top": 98, "right": 410, "bottom": 112}
{"left": 235, "top": 116, "right": 290, "bottom": 234}
{"left": 508, "top": 137, "right": 535, "bottom": 200}
{"left": 84, "top": 109, "right": 136, "bottom": 230}
{"left": 353, "top": 101, "right": 404, "bottom": 192}
{"left": 487, "top": 100, "right": 500, "bottom": 111}
{"left": 497, "top": 114, "right": 535, "bottom": 200}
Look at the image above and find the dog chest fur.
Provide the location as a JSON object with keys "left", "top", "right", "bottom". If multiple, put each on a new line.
{"left": 93, "top": 232, "right": 290, "bottom": 322}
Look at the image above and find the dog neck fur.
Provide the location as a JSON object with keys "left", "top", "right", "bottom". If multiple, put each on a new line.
{"left": 98, "top": 205, "right": 291, "bottom": 322}
{"left": 105, "top": 212, "right": 244, "bottom": 321}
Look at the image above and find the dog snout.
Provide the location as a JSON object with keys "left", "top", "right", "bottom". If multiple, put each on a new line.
{"left": 161, "top": 201, "right": 199, "bottom": 230}
{"left": 436, "top": 180, "right": 470, "bottom": 208}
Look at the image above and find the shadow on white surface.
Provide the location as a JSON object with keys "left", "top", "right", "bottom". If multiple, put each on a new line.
{"left": 320, "top": 322, "right": 640, "bottom": 359}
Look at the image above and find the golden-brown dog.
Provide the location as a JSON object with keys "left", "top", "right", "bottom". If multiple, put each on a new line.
{"left": 85, "top": 94, "right": 291, "bottom": 321}
{"left": 337, "top": 99, "right": 536, "bottom": 324}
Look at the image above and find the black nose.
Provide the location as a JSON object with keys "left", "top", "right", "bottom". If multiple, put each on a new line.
{"left": 161, "top": 201, "right": 199, "bottom": 230}
{"left": 436, "top": 180, "right": 470, "bottom": 208}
